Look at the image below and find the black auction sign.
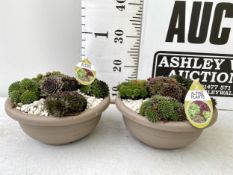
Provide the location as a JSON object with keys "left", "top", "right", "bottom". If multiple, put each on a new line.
{"left": 139, "top": 0, "right": 233, "bottom": 110}
{"left": 153, "top": 52, "right": 233, "bottom": 97}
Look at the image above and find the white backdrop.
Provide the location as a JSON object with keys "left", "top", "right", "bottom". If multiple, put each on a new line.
{"left": 0, "top": 0, "right": 81, "bottom": 97}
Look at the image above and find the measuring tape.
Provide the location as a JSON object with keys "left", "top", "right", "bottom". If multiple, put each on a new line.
{"left": 81, "top": 0, "right": 144, "bottom": 97}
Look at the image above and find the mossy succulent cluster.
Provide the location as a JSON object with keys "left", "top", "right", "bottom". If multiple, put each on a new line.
{"left": 8, "top": 79, "right": 40, "bottom": 104}
{"left": 80, "top": 79, "right": 109, "bottom": 98}
{"left": 8, "top": 71, "right": 109, "bottom": 117}
{"left": 146, "top": 77, "right": 187, "bottom": 103}
{"left": 118, "top": 80, "right": 148, "bottom": 100}
{"left": 140, "top": 95, "right": 186, "bottom": 122}
{"left": 118, "top": 76, "right": 194, "bottom": 123}
{"left": 118, "top": 76, "right": 191, "bottom": 102}
{"left": 45, "top": 91, "right": 87, "bottom": 117}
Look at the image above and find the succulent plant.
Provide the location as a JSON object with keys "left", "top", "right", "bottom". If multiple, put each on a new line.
{"left": 8, "top": 81, "right": 21, "bottom": 95}
{"left": 41, "top": 76, "right": 79, "bottom": 96}
{"left": 8, "top": 79, "right": 40, "bottom": 104}
{"left": 118, "top": 80, "right": 149, "bottom": 100}
{"left": 140, "top": 95, "right": 186, "bottom": 123}
{"left": 41, "top": 77, "right": 64, "bottom": 96}
{"left": 139, "top": 100, "right": 152, "bottom": 117}
{"left": 80, "top": 79, "right": 109, "bottom": 98}
{"left": 61, "top": 76, "right": 79, "bottom": 91}
{"left": 146, "top": 76, "right": 187, "bottom": 102}
{"left": 171, "top": 75, "right": 193, "bottom": 90}
{"left": 45, "top": 71, "right": 65, "bottom": 78}
{"left": 20, "top": 90, "right": 39, "bottom": 104}
{"left": 33, "top": 71, "right": 65, "bottom": 85}
{"left": 20, "top": 79, "right": 40, "bottom": 92}
{"left": 9, "top": 91, "right": 21, "bottom": 104}
{"left": 45, "top": 91, "right": 87, "bottom": 117}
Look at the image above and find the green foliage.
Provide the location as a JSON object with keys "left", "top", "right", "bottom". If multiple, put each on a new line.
{"left": 20, "top": 79, "right": 40, "bottom": 92}
{"left": 8, "top": 81, "right": 21, "bottom": 94}
{"left": 118, "top": 80, "right": 148, "bottom": 100}
{"left": 8, "top": 79, "right": 40, "bottom": 104}
{"left": 140, "top": 95, "right": 185, "bottom": 123}
{"left": 139, "top": 100, "right": 151, "bottom": 116}
{"left": 9, "top": 91, "right": 21, "bottom": 104}
{"left": 171, "top": 75, "right": 193, "bottom": 89}
{"left": 45, "top": 91, "right": 87, "bottom": 117}
{"left": 80, "top": 79, "right": 109, "bottom": 98}
{"left": 20, "top": 90, "right": 39, "bottom": 104}
{"left": 147, "top": 77, "right": 187, "bottom": 102}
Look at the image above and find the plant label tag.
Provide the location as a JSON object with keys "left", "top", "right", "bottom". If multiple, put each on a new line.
{"left": 75, "top": 58, "right": 96, "bottom": 85}
{"left": 184, "top": 80, "right": 214, "bottom": 129}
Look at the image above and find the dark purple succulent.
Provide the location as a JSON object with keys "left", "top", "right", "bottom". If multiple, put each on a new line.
{"left": 61, "top": 76, "right": 79, "bottom": 91}
{"left": 146, "top": 76, "right": 187, "bottom": 102}
{"left": 41, "top": 77, "right": 63, "bottom": 96}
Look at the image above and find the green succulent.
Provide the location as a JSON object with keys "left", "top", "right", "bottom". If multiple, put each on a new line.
{"left": 118, "top": 80, "right": 148, "bottom": 100}
{"left": 45, "top": 91, "right": 87, "bottom": 117}
{"left": 8, "top": 81, "right": 21, "bottom": 95}
{"left": 80, "top": 79, "right": 109, "bottom": 98}
{"left": 139, "top": 100, "right": 151, "bottom": 116}
{"left": 147, "top": 77, "right": 187, "bottom": 102}
{"left": 20, "top": 90, "right": 39, "bottom": 104}
{"left": 8, "top": 79, "right": 40, "bottom": 105}
{"left": 20, "top": 79, "right": 40, "bottom": 92}
{"left": 140, "top": 95, "right": 185, "bottom": 123}
{"left": 9, "top": 91, "right": 21, "bottom": 104}
{"left": 171, "top": 75, "right": 193, "bottom": 90}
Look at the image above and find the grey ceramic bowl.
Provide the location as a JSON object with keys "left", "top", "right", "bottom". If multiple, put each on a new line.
{"left": 5, "top": 96, "right": 110, "bottom": 145}
{"left": 116, "top": 97, "right": 218, "bottom": 149}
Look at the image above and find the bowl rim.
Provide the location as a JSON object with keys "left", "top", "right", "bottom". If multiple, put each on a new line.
{"left": 115, "top": 96, "right": 217, "bottom": 133}
{"left": 5, "top": 96, "right": 110, "bottom": 127}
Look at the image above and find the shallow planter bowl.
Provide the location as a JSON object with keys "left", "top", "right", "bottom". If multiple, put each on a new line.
{"left": 5, "top": 96, "right": 110, "bottom": 145}
{"left": 116, "top": 97, "right": 217, "bottom": 149}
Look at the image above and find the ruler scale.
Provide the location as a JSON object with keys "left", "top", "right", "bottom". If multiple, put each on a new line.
{"left": 81, "top": 0, "right": 144, "bottom": 97}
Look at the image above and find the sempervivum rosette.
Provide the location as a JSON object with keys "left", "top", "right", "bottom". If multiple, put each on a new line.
{"left": 61, "top": 76, "right": 79, "bottom": 91}
{"left": 45, "top": 91, "right": 87, "bottom": 117}
{"left": 146, "top": 77, "right": 187, "bottom": 102}
{"left": 41, "top": 77, "right": 64, "bottom": 96}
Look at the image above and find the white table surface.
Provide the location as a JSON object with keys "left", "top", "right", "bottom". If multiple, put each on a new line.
{"left": 0, "top": 97, "right": 233, "bottom": 175}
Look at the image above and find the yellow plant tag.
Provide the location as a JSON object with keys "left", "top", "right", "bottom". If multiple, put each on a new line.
{"left": 184, "top": 80, "right": 213, "bottom": 129}
{"left": 75, "top": 58, "right": 96, "bottom": 85}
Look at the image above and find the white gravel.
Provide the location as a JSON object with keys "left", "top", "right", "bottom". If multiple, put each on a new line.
{"left": 16, "top": 99, "right": 49, "bottom": 117}
{"left": 79, "top": 93, "right": 103, "bottom": 109}
{"left": 16, "top": 93, "right": 103, "bottom": 117}
{"left": 122, "top": 99, "right": 149, "bottom": 113}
